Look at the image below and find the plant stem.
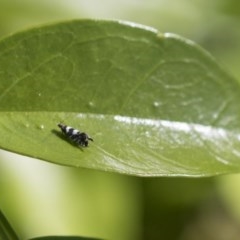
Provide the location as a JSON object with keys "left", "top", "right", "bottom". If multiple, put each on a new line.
{"left": 0, "top": 210, "right": 19, "bottom": 240}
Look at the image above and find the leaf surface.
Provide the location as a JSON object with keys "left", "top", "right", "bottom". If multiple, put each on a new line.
{"left": 1, "top": 20, "right": 240, "bottom": 176}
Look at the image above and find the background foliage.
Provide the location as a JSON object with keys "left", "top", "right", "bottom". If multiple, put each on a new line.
{"left": 1, "top": 0, "right": 240, "bottom": 240}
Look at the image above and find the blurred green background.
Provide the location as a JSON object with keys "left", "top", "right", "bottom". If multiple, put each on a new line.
{"left": 1, "top": 0, "right": 240, "bottom": 239}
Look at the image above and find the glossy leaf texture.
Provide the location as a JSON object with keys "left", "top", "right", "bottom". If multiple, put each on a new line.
{"left": 1, "top": 19, "right": 240, "bottom": 176}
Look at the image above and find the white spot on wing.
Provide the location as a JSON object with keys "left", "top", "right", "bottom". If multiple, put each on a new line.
{"left": 66, "top": 126, "right": 72, "bottom": 132}
{"left": 73, "top": 129, "right": 79, "bottom": 135}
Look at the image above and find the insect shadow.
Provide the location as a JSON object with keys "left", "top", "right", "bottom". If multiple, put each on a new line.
{"left": 51, "top": 129, "right": 84, "bottom": 151}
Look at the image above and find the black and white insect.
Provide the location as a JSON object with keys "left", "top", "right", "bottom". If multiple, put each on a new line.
{"left": 58, "top": 123, "right": 93, "bottom": 147}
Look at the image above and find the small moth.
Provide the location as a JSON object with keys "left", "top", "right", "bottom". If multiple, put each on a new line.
{"left": 58, "top": 123, "right": 93, "bottom": 147}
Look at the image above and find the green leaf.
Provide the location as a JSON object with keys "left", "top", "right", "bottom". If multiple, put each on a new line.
{"left": 0, "top": 210, "right": 19, "bottom": 240}
{"left": 1, "top": 19, "right": 240, "bottom": 176}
